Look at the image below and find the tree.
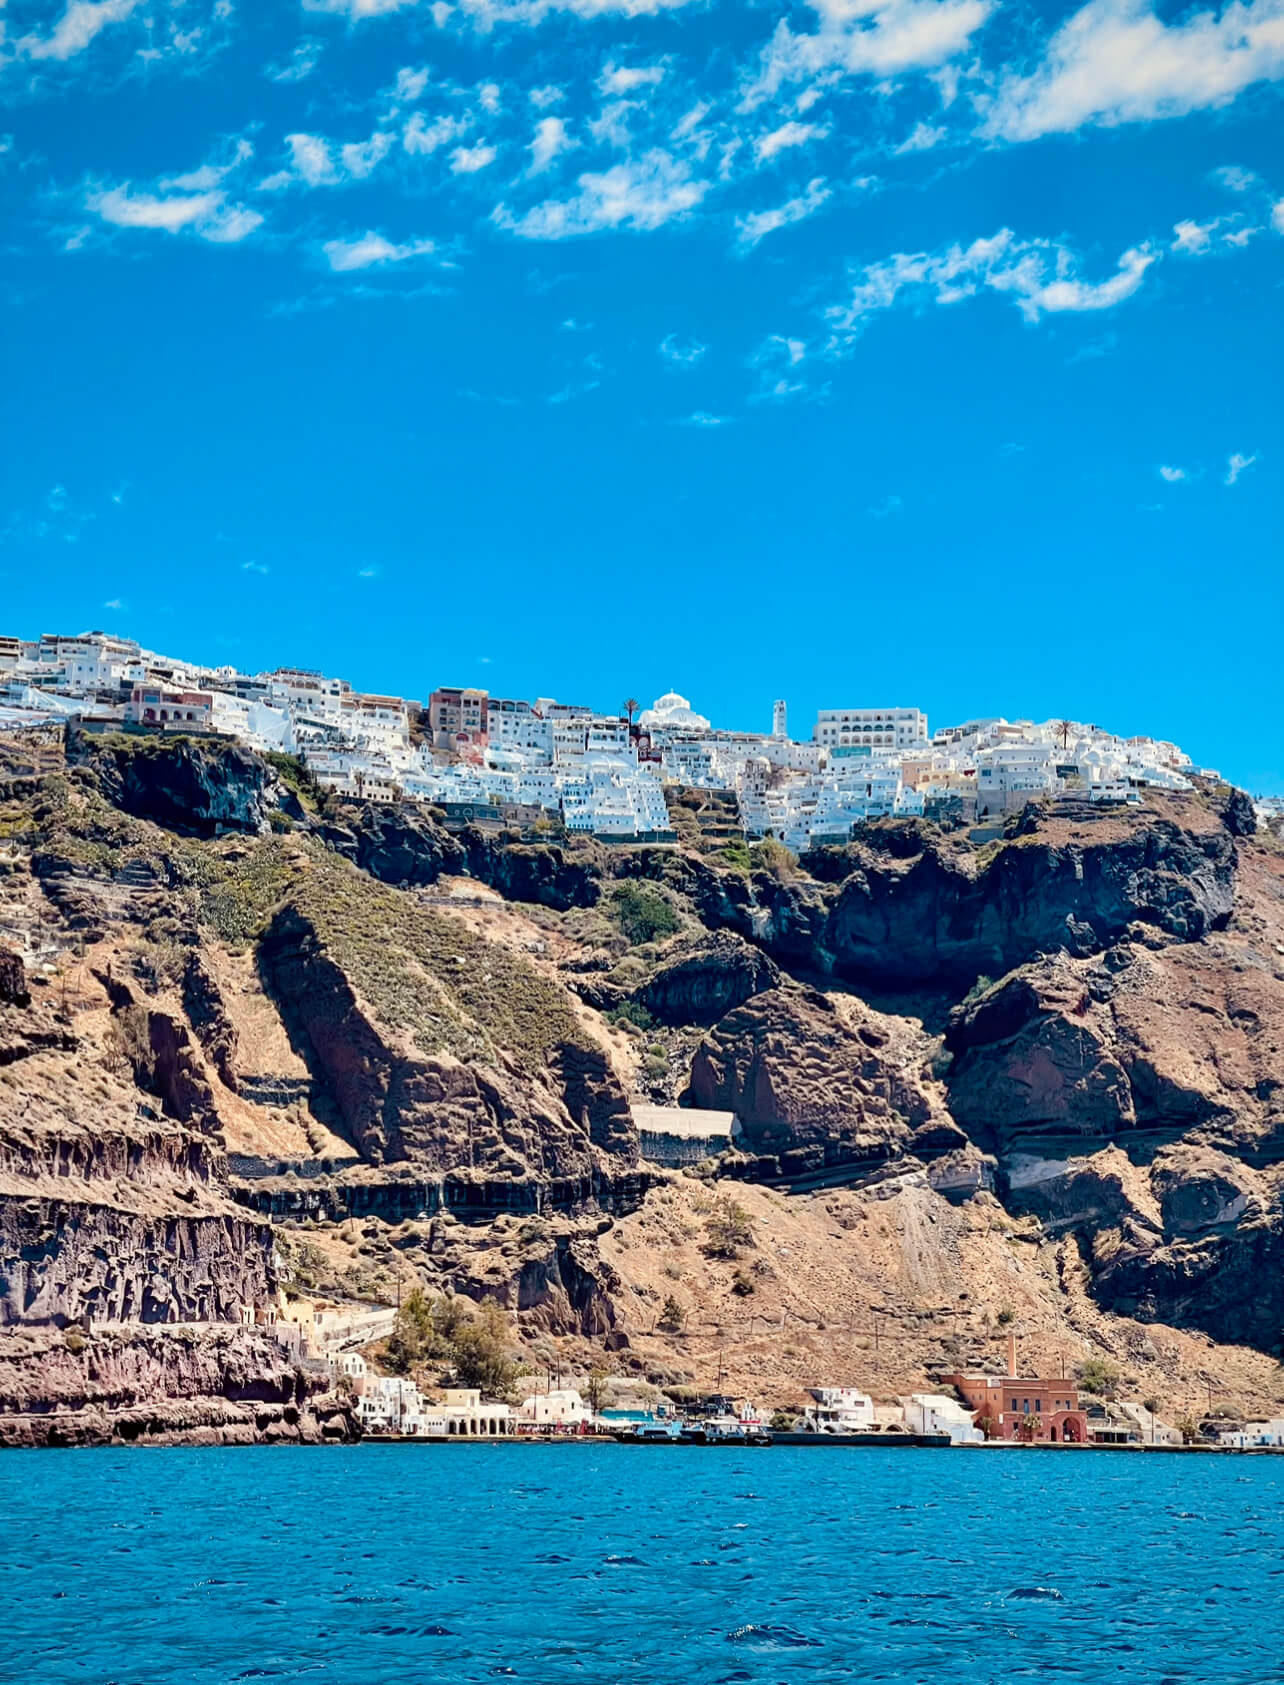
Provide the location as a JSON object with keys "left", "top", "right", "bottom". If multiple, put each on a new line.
{"left": 1018, "top": 1412, "right": 1043, "bottom": 1442}
{"left": 705, "top": 1199, "right": 755, "bottom": 1260}
{"left": 451, "top": 1298, "right": 524, "bottom": 1399}
{"left": 1056, "top": 719, "right": 1074, "bottom": 750}
{"left": 769, "top": 1409, "right": 798, "bottom": 1431}
{"left": 658, "top": 1295, "right": 686, "bottom": 1332}
{"left": 1175, "top": 1412, "right": 1202, "bottom": 1445}
{"left": 1143, "top": 1394, "right": 1161, "bottom": 1444}
{"left": 585, "top": 1367, "right": 611, "bottom": 1414}
{"left": 610, "top": 882, "right": 679, "bottom": 946}
{"left": 622, "top": 698, "right": 640, "bottom": 732}
{"left": 1077, "top": 1357, "right": 1121, "bottom": 1397}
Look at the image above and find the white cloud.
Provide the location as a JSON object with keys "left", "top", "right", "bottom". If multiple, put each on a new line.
{"left": 530, "top": 85, "right": 566, "bottom": 108}
{"left": 269, "top": 39, "right": 323, "bottom": 82}
{"left": 754, "top": 120, "right": 828, "bottom": 162}
{"left": 530, "top": 117, "right": 576, "bottom": 172}
{"left": 982, "top": 0, "right": 1284, "bottom": 143}
{"left": 499, "top": 150, "right": 707, "bottom": 239}
{"left": 303, "top": 0, "right": 420, "bottom": 16}
{"left": 827, "top": 227, "right": 1156, "bottom": 339}
{"left": 341, "top": 132, "right": 395, "bottom": 178}
{"left": 307, "top": 0, "right": 697, "bottom": 21}
{"left": 742, "top": 0, "right": 994, "bottom": 106}
{"left": 15, "top": 0, "right": 137, "bottom": 62}
{"left": 599, "top": 61, "right": 667, "bottom": 95}
{"left": 161, "top": 139, "right": 254, "bottom": 193}
{"left": 451, "top": 142, "right": 497, "bottom": 172}
{"left": 679, "top": 411, "right": 730, "bottom": 426}
{"left": 286, "top": 133, "right": 337, "bottom": 186}
{"left": 1159, "top": 464, "right": 1188, "bottom": 481}
{"left": 1225, "top": 450, "right": 1258, "bottom": 485}
{"left": 391, "top": 66, "right": 431, "bottom": 102}
{"left": 1272, "top": 198, "right": 1284, "bottom": 233}
{"left": 404, "top": 111, "right": 471, "bottom": 154}
{"left": 1212, "top": 163, "right": 1259, "bottom": 192}
{"left": 736, "top": 177, "right": 831, "bottom": 249}
{"left": 747, "top": 332, "right": 821, "bottom": 402}
{"left": 322, "top": 231, "right": 436, "bottom": 271}
{"left": 88, "top": 182, "right": 263, "bottom": 243}
{"left": 895, "top": 120, "right": 947, "bottom": 153}
{"left": 1172, "top": 218, "right": 1217, "bottom": 253}
{"left": 659, "top": 333, "right": 708, "bottom": 365}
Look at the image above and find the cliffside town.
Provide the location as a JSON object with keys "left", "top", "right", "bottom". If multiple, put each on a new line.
{"left": 2, "top": 628, "right": 1284, "bottom": 1447}
{"left": 1, "top": 628, "right": 1249, "bottom": 851}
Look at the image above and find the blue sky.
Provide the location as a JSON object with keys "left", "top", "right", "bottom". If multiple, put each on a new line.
{"left": 1, "top": 0, "right": 1281, "bottom": 788}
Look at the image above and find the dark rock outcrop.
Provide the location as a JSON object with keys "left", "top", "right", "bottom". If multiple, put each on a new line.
{"left": 687, "top": 987, "right": 942, "bottom": 1176}
{"left": 259, "top": 901, "right": 638, "bottom": 1184}
{"left": 0, "top": 950, "right": 28, "bottom": 1008}
{"left": 825, "top": 815, "right": 1235, "bottom": 988}
{"left": 0, "top": 1325, "right": 351, "bottom": 1448}
{"left": 633, "top": 933, "right": 782, "bottom": 1027}
{"left": 71, "top": 731, "right": 271, "bottom": 838}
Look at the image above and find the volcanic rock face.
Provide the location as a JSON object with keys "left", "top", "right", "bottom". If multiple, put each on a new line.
{"left": 4, "top": 721, "right": 1284, "bottom": 1435}
{"left": 70, "top": 731, "right": 272, "bottom": 838}
{"left": 633, "top": 933, "right": 782, "bottom": 1027}
{"left": 258, "top": 886, "right": 638, "bottom": 1183}
{"left": 687, "top": 987, "right": 946, "bottom": 1175}
{"left": 822, "top": 812, "right": 1235, "bottom": 987}
{"left": 325, "top": 803, "right": 603, "bottom": 910}
{"left": 0, "top": 1324, "right": 350, "bottom": 1448}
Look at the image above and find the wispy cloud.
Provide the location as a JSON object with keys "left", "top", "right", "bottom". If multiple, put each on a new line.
{"left": 88, "top": 182, "right": 262, "bottom": 244}
{"left": 741, "top": 0, "right": 993, "bottom": 107}
{"left": 1158, "top": 464, "right": 1187, "bottom": 482}
{"left": 530, "top": 116, "right": 576, "bottom": 172}
{"left": 267, "top": 38, "right": 323, "bottom": 83}
{"left": 753, "top": 120, "right": 827, "bottom": 163}
{"left": 322, "top": 230, "right": 436, "bottom": 271}
{"left": 981, "top": 0, "right": 1284, "bottom": 142}
{"left": 1225, "top": 450, "right": 1258, "bottom": 486}
{"left": 659, "top": 333, "right": 708, "bottom": 365}
{"left": 498, "top": 150, "right": 707, "bottom": 239}
{"left": 827, "top": 227, "right": 1157, "bottom": 344}
{"left": 451, "top": 142, "right": 498, "bottom": 173}
{"left": 736, "top": 177, "right": 830, "bottom": 250}
{"left": 14, "top": 0, "right": 138, "bottom": 62}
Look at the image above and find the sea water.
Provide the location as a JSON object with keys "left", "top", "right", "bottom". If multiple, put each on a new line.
{"left": 4, "top": 1444, "right": 1282, "bottom": 1684}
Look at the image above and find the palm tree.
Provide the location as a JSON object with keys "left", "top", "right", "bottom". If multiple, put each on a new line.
{"left": 1055, "top": 719, "right": 1074, "bottom": 750}
{"left": 622, "top": 698, "right": 640, "bottom": 729}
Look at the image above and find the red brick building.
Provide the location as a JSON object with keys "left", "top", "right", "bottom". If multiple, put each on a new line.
{"left": 945, "top": 1334, "right": 1089, "bottom": 1444}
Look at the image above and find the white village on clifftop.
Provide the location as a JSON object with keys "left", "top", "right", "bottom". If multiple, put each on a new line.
{"left": 0, "top": 627, "right": 1232, "bottom": 848}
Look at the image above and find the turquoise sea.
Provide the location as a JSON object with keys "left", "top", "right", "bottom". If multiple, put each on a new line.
{"left": 4, "top": 1444, "right": 1283, "bottom": 1685}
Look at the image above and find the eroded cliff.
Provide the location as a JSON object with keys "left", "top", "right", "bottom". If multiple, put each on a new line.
{"left": 3, "top": 724, "right": 1284, "bottom": 1438}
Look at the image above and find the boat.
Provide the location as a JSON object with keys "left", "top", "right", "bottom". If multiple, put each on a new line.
{"left": 679, "top": 1421, "right": 773, "bottom": 1447}
{"left": 611, "top": 1421, "right": 684, "bottom": 1444}
{"left": 771, "top": 1430, "right": 951, "bottom": 1448}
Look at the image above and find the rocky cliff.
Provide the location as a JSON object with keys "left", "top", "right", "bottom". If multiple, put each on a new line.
{"left": 3, "top": 725, "right": 1284, "bottom": 1438}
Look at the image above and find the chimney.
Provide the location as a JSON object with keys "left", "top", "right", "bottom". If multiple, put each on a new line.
{"left": 1007, "top": 1330, "right": 1017, "bottom": 1377}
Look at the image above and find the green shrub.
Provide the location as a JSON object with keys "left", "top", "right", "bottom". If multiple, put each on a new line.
{"left": 1077, "top": 1357, "right": 1121, "bottom": 1397}
{"left": 704, "top": 1199, "right": 755, "bottom": 1260}
{"left": 609, "top": 882, "right": 679, "bottom": 946}
{"left": 605, "top": 1001, "right": 654, "bottom": 1031}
